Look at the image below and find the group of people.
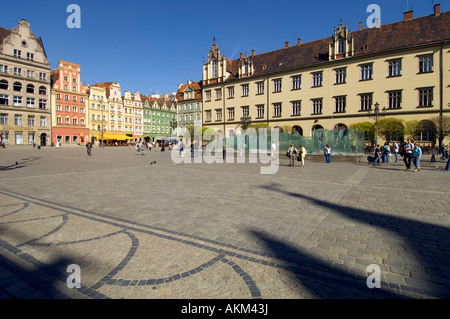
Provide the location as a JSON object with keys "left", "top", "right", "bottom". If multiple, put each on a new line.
{"left": 372, "top": 139, "right": 450, "bottom": 172}
{"left": 287, "top": 144, "right": 307, "bottom": 167}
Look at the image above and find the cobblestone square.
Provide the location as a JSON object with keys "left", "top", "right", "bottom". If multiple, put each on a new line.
{"left": 0, "top": 146, "right": 449, "bottom": 299}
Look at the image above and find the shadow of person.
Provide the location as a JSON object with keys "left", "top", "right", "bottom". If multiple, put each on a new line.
{"left": 259, "top": 183, "right": 450, "bottom": 298}
{"left": 248, "top": 230, "right": 404, "bottom": 299}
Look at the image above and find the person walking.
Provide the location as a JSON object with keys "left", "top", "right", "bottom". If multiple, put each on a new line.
{"left": 412, "top": 143, "right": 422, "bottom": 172}
{"left": 288, "top": 144, "right": 298, "bottom": 167}
{"left": 382, "top": 142, "right": 391, "bottom": 163}
{"left": 179, "top": 139, "right": 186, "bottom": 158}
{"left": 271, "top": 141, "right": 277, "bottom": 161}
{"left": 86, "top": 142, "right": 92, "bottom": 156}
{"left": 324, "top": 144, "right": 331, "bottom": 163}
{"left": 393, "top": 142, "right": 399, "bottom": 162}
{"left": 299, "top": 144, "right": 307, "bottom": 167}
{"left": 373, "top": 144, "right": 381, "bottom": 166}
{"left": 403, "top": 139, "right": 414, "bottom": 171}
{"left": 431, "top": 147, "right": 437, "bottom": 162}
{"left": 445, "top": 155, "right": 450, "bottom": 171}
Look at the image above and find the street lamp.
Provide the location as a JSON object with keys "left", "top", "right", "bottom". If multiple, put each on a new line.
{"left": 97, "top": 96, "right": 104, "bottom": 148}
{"left": 370, "top": 102, "right": 386, "bottom": 147}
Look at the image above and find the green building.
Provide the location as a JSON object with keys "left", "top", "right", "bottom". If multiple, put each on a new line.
{"left": 142, "top": 95, "right": 177, "bottom": 143}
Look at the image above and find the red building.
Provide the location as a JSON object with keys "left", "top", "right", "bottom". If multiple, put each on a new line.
{"left": 51, "top": 60, "right": 89, "bottom": 145}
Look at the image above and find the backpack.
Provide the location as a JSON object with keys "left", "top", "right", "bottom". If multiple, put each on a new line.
{"left": 399, "top": 145, "right": 406, "bottom": 157}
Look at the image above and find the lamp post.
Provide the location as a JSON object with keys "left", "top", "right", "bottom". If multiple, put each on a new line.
{"left": 97, "top": 96, "right": 104, "bottom": 148}
{"left": 370, "top": 102, "right": 386, "bottom": 147}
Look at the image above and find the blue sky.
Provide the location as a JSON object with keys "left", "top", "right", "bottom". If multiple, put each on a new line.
{"left": 2, "top": 0, "right": 448, "bottom": 95}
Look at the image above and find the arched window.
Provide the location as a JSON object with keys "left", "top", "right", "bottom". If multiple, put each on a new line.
{"left": 0, "top": 79, "right": 8, "bottom": 90}
{"left": 39, "top": 86, "right": 47, "bottom": 95}
{"left": 292, "top": 126, "right": 303, "bottom": 136}
{"left": 27, "top": 84, "right": 35, "bottom": 94}
{"left": 13, "top": 82, "right": 22, "bottom": 92}
{"left": 212, "top": 60, "right": 218, "bottom": 78}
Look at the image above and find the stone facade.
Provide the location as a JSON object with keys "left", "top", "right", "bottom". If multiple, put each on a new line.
{"left": 0, "top": 19, "right": 51, "bottom": 146}
{"left": 201, "top": 6, "right": 450, "bottom": 146}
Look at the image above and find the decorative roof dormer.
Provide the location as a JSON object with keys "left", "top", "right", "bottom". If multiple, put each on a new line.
{"left": 203, "top": 38, "right": 231, "bottom": 85}
{"left": 238, "top": 52, "right": 254, "bottom": 78}
{"left": 329, "top": 20, "right": 354, "bottom": 60}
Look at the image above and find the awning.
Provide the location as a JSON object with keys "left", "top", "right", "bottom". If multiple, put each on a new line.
{"left": 102, "top": 134, "right": 131, "bottom": 141}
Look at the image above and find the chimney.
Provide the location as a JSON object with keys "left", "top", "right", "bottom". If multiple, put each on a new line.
{"left": 359, "top": 22, "right": 362, "bottom": 30}
{"left": 285, "top": 41, "right": 289, "bottom": 48}
{"left": 434, "top": 3, "right": 440, "bottom": 16}
{"left": 404, "top": 10, "right": 413, "bottom": 21}
{"left": 252, "top": 49, "right": 255, "bottom": 57}
{"left": 297, "top": 38, "right": 302, "bottom": 45}
{"left": 240, "top": 52, "right": 243, "bottom": 59}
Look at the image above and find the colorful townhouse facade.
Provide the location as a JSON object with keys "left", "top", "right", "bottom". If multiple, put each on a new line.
{"left": 176, "top": 80, "right": 203, "bottom": 137}
{"left": 201, "top": 5, "right": 450, "bottom": 147}
{"left": 86, "top": 85, "right": 109, "bottom": 145}
{"left": 0, "top": 19, "right": 51, "bottom": 146}
{"left": 142, "top": 95, "right": 177, "bottom": 142}
{"left": 50, "top": 60, "right": 89, "bottom": 145}
{"left": 132, "top": 91, "right": 143, "bottom": 142}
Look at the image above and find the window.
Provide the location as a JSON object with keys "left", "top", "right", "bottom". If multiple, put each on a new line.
{"left": 418, "top": 88, "right": 433, "bottom": 107}
{"left": 26, "top": 84, "right": 35, "bottom": 94}
{"left": 56, "top": 104, "right": 61, "bottom": 111}
{"left": 215, "top": 88, "right": 222, "bottom": 100}
{"left": 205, "top": 90, "right": 211, "bottom": 102}
{"left": 227, "top": 86, "right": 234, "bottom": 99}
{"left": 40, "top": 116, "right": 47, "bottom": 127}
{"left": 252, "top": 105, "right": 263, "bottom": 119}
{"left": 361, "top": 64, "right": 373, "bottom": 80}
{"left": 241, "top": 106, "right": 249, "bottom": 118}
{"left": 212, "top": 60, "right": 218, "bottom": 78}
{"left": 39, "top": 73, "right": 46, "bottom": 80}
{"left": 80, "top": 118, "right": 85, "bottom": 125}
{"left": 13, "top": 82, "right": 22, "bottom": 92}
{"left": 65, "top": 136, "right": 70, "bottom": 143}
{"left": 273, "top": 103, "right": 281, "bottom": 117}
{"left": 57, "top": 117, "right": 62, "bottom": 124}
{"left": 65, "top": 95, "right": 69, "bottom": 101}
{"left": 0, "top": 65, "right": 8, "bottom": 73}
{"left": 27, "top": 70, "right": 34, "bottom": 78}
{"left": 39, "top": 86, "right": 47, "bottom": 95}
{"left": 215, "top": 109, "right": 222, "bottom": 121}
{"left": 335, "top": 96, "right": 346, "bottom": 113}
{"left": 0, "top": 80, "right": 8, "bottom": 90}
{"left": 227, "top": 108, "right": 235, "bottom": 120}
{"left": 28, "top": 115, "right": 35, "bottom": 126}
{"left": 39, "top": 100, "right": 46, "bottom": 109}
{"left": 73, "top": 118, "right": 78, "bottom": 125}
{"left": 273, "top": 79, "right": 282, "bottom": 92}
{"left": 360, "top": 93, "right": 373, "bottom": 111}
{"left": 27, "top": 53, "right": 34, "bottom": 61}
{"left": 312, "top": 72, "right": 323, "bottom": 87}
{"left": 419, "top": 55, "right": 433, "bottom": 73}
{"left": 27, "top": 97, "right": 35, "bottom": 107}
{"left": 64, "top": 105, "right": 70, "bottom": 112}
{"left": 57, "top": 94, "right": 61, "bottom": 100}
{"left": 335, "top": 68, "right": 346, "bottom": 84}
{"left": 65, "top": 117, "right": 70, "bottom": 124}
{"left": 14, "top": 67, "right": 22, "bottom": 76}
{"left": 73, "top": 78, "right": 77, "bottom": 83}
{"left": 13, "top": 96, "right": 22, "bottom": 106}
{"left": 205, "top": 110, "right": 211, "bottom": 122}
{"left": 242, "top": 84, "right": 249, "bottom": 97}
{"left": 73, "top": 86, "right": 77, "bottom": 92}
{"left": 312, "top": 99, "right": 323, "bottom": 114}
{"left": 388, "top": 91, "right": 402, "bottom": 109}
{"left": 338, "top": 38, "right": 345, "bottom": 54}
{"left": 91, "top": 114, "right": 95, "bottom": 121}
{"left": 14, "top": 50, "right": 22, "bottom": 58}
{"left": 292, "top": 101, "right": 301, "bottom": 116}
{"left": 292, "top": 75, "right": 301, "bottom": 90}
{"left": 72, "top": 106, "right": 77, "bottom": 113}
{"left": 72, "top": 96, "right": 77, "bottom": 102}
{"left": 256, "top": 82, "right": 264, "bottom": 95}
{"left": 15, "top": 114, "right": 23, "bottom": 125}
{"left": 0, "top": 114, "right": 9, "bottom": 125}
{"left": 0, "top": 94, "right": 8, "bottom": 105}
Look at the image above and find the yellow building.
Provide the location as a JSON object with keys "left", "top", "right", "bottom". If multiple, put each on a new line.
{"left": 86, "top": 85, "right": 109, "bottom": 145}
{"left": 202, "top": 5, "right": 450, "bottom": 147}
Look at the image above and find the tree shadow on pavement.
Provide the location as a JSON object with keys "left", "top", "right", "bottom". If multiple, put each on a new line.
{"left": 258, "top": 183, "right": 450, "bottom": 299}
